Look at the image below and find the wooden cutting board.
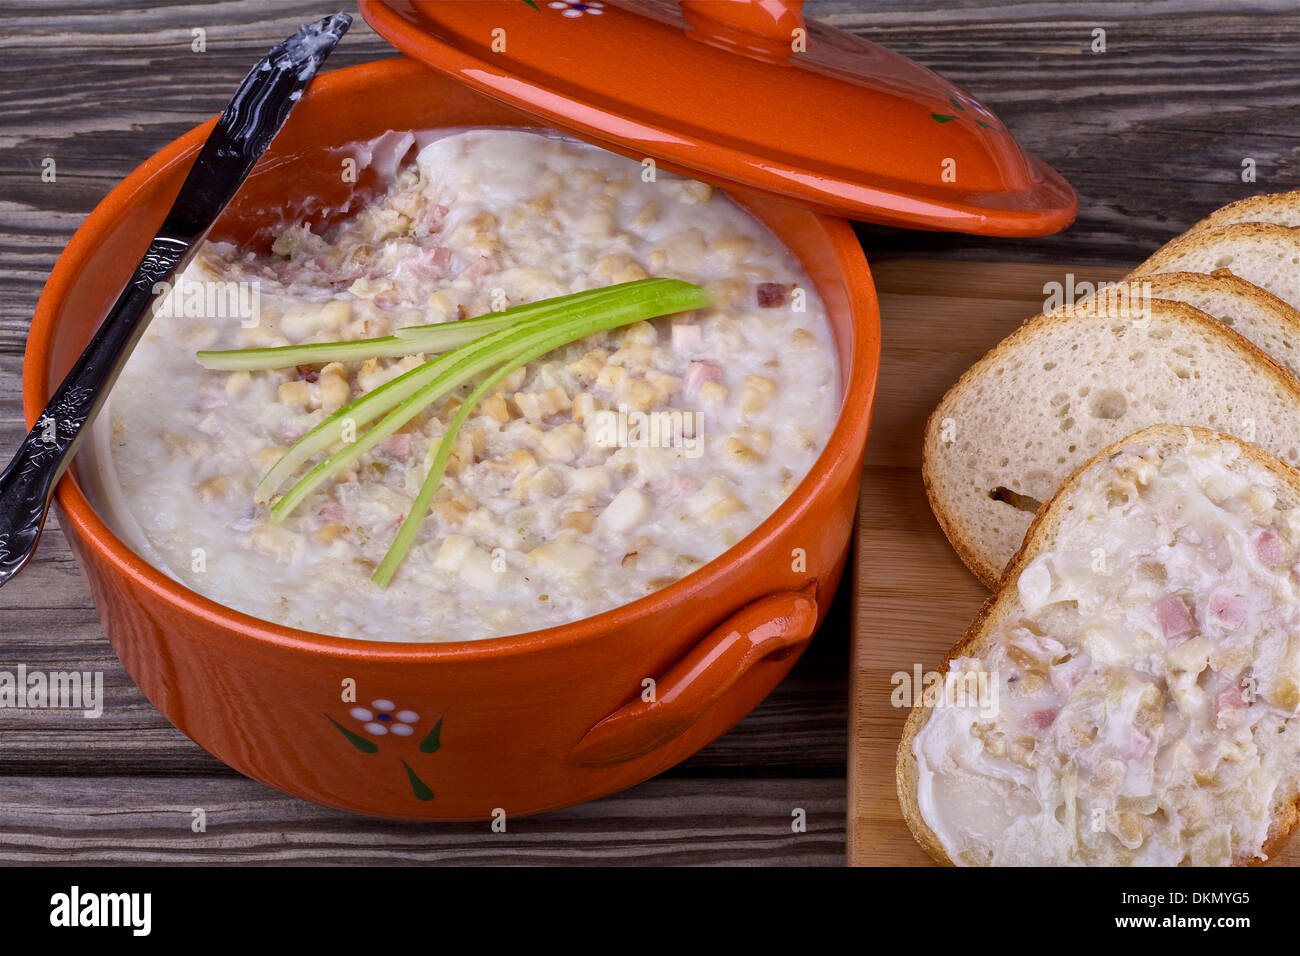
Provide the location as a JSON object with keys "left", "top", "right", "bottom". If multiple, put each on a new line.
{"left": 847, "top": 258, "right": 1300, "bottom": 867}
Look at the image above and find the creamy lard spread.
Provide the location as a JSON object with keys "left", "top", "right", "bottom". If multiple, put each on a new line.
{"left": 92, "top": 129, "right": 840, "bottom": 642}
{"left": 913, "top": 436, "right": 1300, "bottom": 865}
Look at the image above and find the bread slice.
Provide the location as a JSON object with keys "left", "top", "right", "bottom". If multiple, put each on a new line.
{"left": 1188, "top": 189, "right": 1300, "bottom": 233}
{"left": 1076, "top": 272, "right": 1300, "bottom": 380}
{"left": 899, "top": 425, "right": 1300, "bottom": 866}
{"left": 923, "top": 299, "right": 1300, "bottom": 586}
{"left": 1128, "top": 222, "right": 1300, "bottom": 311}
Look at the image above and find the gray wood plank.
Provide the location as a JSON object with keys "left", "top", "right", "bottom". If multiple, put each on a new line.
{"left": 0, "top": 775, "right": 843, "bottom": 865}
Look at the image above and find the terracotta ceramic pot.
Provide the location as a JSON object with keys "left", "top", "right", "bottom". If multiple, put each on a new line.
{"left": 23, "top": 58, "right": 880, "bottom": 818}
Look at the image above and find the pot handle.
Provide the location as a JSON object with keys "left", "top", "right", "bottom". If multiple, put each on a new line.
{"left": 680, "top": 0, "right": 806, "bottom": 62}
{"left": 570, "top": 583, "right": 819, "bottom": 767}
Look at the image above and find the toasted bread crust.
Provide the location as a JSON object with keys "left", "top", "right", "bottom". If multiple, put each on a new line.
{"left": 1085, "top": 272, "right": 1300, "bottom": 344}
{"left": 896, "top": 576, "right": 1007, "bottom": 866}
{"left": 922, "top": 299, "right": 1300, "bottom": 588}
{"left": 1127, "top": 221, "right": 1300, "bottom": 284}
{"left": 1075, "top": 272, "right": 1300, "bottom": 380}
{"left": 901, "top": 425, "right": 1300, "bottom": 866}
{"left": 1187, "top": 189, "right": 1300, "bottom": 234}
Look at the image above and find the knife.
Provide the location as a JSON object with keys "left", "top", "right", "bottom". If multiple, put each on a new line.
{"left": 0, "top": 12, "right": 351, "bottom": 590}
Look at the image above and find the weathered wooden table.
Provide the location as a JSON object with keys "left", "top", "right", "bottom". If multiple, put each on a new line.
{"left": 0, "top": 0, "right": 1294, "bottom": 864}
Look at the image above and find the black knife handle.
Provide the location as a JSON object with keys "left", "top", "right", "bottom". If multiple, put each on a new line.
{"left": 0, "top": 235, "right": 187, "bottom": 586}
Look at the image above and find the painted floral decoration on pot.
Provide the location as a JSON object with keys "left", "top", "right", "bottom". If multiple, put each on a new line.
{"left": 547, "top": 1, "right": 604, "bottom": 16}
{"left": 326, "top": 700, "right": 444, "bottom": 801}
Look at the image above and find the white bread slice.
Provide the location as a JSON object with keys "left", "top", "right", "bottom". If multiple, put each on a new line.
{"left": 1076, "top": 272, "right": 1300, "bottom": 380}
{"left": 1128, "top": 222, "right": 1300, "bottom": 311}
{"left": 1188, "top": 189, "right": 1300, "bottom": 233}
{"left": 899, "top": 425, "right": 1300, "bottom": 866}
{"left": 923, "top": 299, "right": 1300, "bottom": 586}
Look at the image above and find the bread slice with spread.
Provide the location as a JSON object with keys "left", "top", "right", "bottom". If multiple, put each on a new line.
{"left": 899, "top": 426, "right": 1300, "bottom": 866}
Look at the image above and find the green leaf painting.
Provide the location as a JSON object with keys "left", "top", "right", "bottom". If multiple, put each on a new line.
{"left": 402, "top": 761, "right": 435, "bottom": 801}
{"left": 420, "top": 715, "right": 444, "bottom": 754}
{"left": 326, "top": 713, "right": 379, "bottom": 754}
{"left": 931, "top": 103, "right": 998, "bottom": 130}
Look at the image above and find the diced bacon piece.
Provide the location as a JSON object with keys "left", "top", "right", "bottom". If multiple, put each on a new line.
{"left": 1208, "top": 590, "right": 1248, "bottom": 630}
{"left": 457, "top": 257, "right": 494, "bottom": 282}
{"left": 1255, "top": 527, "right": 1285, "bottom": 567}
{"left": 427, "top": 203, "right": 449, "bottom": 232}
{"left": 1028, "top": 709, "right": 1057, "bottom": 731}
{"left": 683, "top": 361, "right": 722, "bottom": 397}
{"left": 1122, "top": 729, "right": 1151, "bottom": 759}
{"left": 318, "top": 502, "right": 346, "bottom": 521}
{"left": 378, "top": 432, "right": 413, "bottom": 461}
{"left": 756, "top": 282, "right": 791, "bottom": 308}
{"left": 1216, "top": 685, "right": 1250, "bottom": 716}
{"left": 1050, "top": 657, "right": 1088, "bottom": 695}
{"left": 671, "top": 323, "right": 702, "bottom": 350}
{"left": 396, "top": 246, "right": 451, "bottom": 283}
{"left": 1156, "top": 595, "right": 1197, "bottom": 642}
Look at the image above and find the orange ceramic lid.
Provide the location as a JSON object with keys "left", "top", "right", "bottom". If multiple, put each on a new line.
{"left": 359, "top": 0, "right": 1077, "bottom": 236}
